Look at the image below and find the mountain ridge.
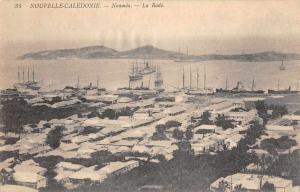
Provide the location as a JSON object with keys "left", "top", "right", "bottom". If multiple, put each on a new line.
{"left": 18, "top": 45, "right": 300, "bottom": 62}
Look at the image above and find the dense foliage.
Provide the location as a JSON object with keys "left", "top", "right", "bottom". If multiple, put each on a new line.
{"left": 215, "top": 114, "right": 235, "bottom": 130}
{"left": 261, "top": 136, "right": 297, "bottom": 152}
{"left": 46, "top": 126, "right": 64, "bottom": 149}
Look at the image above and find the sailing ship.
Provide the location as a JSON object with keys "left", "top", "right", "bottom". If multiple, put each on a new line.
{"left": 129, "top": 62, "right": 143, "bottom": 81}
{"left": 279, "top": 60, "right": 286, "bottom": 70}
{"left": 184, "top": 64, "right": 214, "bottom": 95}
{"left": 14, "top": 65, "right": 41, "bottom": 90}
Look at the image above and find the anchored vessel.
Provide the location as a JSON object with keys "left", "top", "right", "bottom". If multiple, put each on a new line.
{"left": 14, "top": 65, "right": 41, "bottom": 90}
{"left": 279, "top": 60, "right": 286, "bottom": 70}
{"left": 268, "top": 79, "right": 299, "bottom": 94}
{"left": 140, "top": 56, "right": 156, "bottom": 75}
{"left": 216, "top": 80, "right": 264, "bottom": 95}
{"left": 268, "top": 87, "right": 298, "bottom": 94}
{"left": 129, "top": 62, "right": 143, "bottom": 81}
{"left": 184, "top": 64, "right": 214, "bottom": 95}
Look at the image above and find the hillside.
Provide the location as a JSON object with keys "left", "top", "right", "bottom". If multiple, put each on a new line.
{"left": 18, "top": 45, "right": 118, "bottom": 60}
{"left": 18, "top": 45, "right": 300, "bottom": 62}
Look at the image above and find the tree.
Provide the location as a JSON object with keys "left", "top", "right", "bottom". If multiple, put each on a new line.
{"left": 261, "top": 181, "right": 276, "bottom": 192}
{"left": 215, "top": 114, "right": 234, "bottom": 130}
{"left": 173, "top": 140, "right": 194, "bottom": 159}
{"left": 1, "top": 98, "right": 29, "bottom": 133}
{"left": 201, "top": 111, "right": 213, "bottom": 124}
{"left": 172, "top": 129, "right": 184, "bottom": 140}
{"left": 269, "top": 104, "right": 288, "bottom": 119}
{"left": 87, "top": 111, "right": 98, "bottom": 118}
{"left": 185, "top": 128, "right": 193, "bottom": 140}
{"left": 155, "top": 124, "right": 166, "bottom": 134}
{"left": 101, "top": 108, "right": 117, "bottom": 119}
{"left": 249, "top": 150, "right": 260, "bottom": 170}
{"left": 47, "top": 126, "right": 64, "bottom": 149}
{"left": 260, "top": 136, "right": 296, "bottom": 154}
{"left": 243, "top": 120, "right": 264, "bottom": 146}
{"left": 152, "top": 124, "right": 167, "bottom": 140}
{"left": 255, "top": 100, "right": 268, "bottom": 125}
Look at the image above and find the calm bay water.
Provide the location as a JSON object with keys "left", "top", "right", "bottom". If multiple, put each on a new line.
{"left": 1, "top": 58, "right": 300, "bottom": 91}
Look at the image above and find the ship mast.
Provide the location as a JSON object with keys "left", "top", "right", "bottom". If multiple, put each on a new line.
{"left": 136, "top": 60, "right": 140, "bottom": 74}
{"left": 178, "top": 46, "right": 181, "bottom": 60}
{"left": 27, "top": 67, "right": 30, "bottom": 82}
{"left": 77, "top": 75, "right": 80, "bottom": 89}
{"left": 129, "top": 79, "right": 131, "bottom": 89}
{"left": 297, "top": 78, "right": 299, "bottom": 92}
{"left": 152, "top": 54, "right": 154, "bottom": 67}
{"left": 196, "top": 67, "right": 199, "bottom": 90}
{"left": 189, "top": 64, "right": 192, "bottom": 89}
{"left": 277, "top": 79, "right": 280, "bottom": 91}
{"left": 251, "top": 76, "right": 255, "bottom": 91}
{"left": 203, "top": 63, "right": 206, "bottom": 89}
{"left": 225, "top": 76, "right": 228, "bottom": 90}
{"left": 129, "top": 63, "right": 134, "bottom": 89}
{"left": 182, "top": 67, "right": 185, "bottom": 89}
{"left": 131, "top": 63, "right": 135, "bottom": 74}
{"left": 96, "top": 75, "right": 99, "bottom": 88}
{"left": 22, "top": 66, "right": 25, "bottom": 82}
{"left": 32, "top": 65, "right": 35, "bottom": 82}
{"left": 148, "top": 76, "right": 151, "bottom": 89}
{"left": 18, "top": 66, "right": 20, "bottom": 83}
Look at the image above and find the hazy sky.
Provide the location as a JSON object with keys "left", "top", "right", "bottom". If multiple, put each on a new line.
{"left": 1, "top": 0, "right": 300, "bottom": 54}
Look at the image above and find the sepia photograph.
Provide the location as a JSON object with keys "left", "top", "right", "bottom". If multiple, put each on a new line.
{"left": 0, "top": 0, "right": 300, "bottom": 191}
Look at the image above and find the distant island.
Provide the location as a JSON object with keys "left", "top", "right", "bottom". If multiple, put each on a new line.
{"left": 18, "top": 45, "right": 300, "bottom": 62}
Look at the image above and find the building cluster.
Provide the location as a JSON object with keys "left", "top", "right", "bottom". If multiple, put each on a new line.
{"left": 210, "top": 173, "right": 295, "bottom": 192}
{"left": 0, "top": 85, "right": 300, "bottom": 191}
{"left": 210, "top": 100, "right": 300, "bottom": 192}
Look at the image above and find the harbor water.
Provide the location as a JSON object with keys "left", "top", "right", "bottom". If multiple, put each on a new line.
{"left": 1, "top": 58, "right": 300, "bottom": 92}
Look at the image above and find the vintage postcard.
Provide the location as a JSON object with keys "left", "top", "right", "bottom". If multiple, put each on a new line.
{"left": 0, "top": 0, "right": 300, "bottom": 191}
